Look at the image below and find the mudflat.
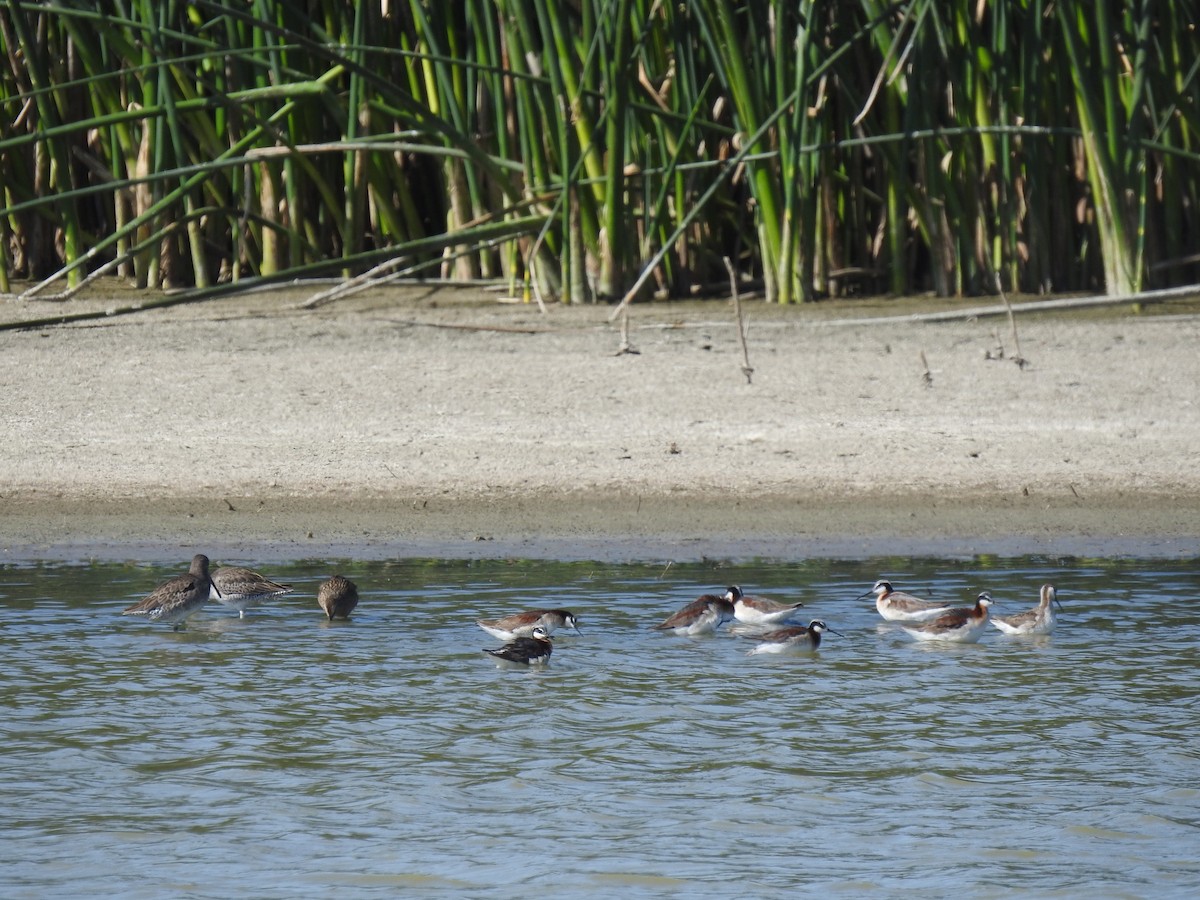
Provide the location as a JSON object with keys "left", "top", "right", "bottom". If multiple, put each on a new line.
{"left": 2, "top": 284, "right": 1198, "bottom": 562}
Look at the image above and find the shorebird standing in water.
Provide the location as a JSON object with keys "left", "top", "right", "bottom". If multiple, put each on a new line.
{"left": 122, "top": 554, "right": 215, "bottom": 630}
{"left": 992, "top": 584, "right": 1062, "bottom": 636}
{"left": 859, "top": 580, "right": 955, "bottom": 622}
{"left": 899, "top": 593, "right": 995, "bottom": 643}
{"left": 476, "top": 609, "right": 580, "bottom": 641}
{"left": 747, "top": 620, "right": 842, "bottom": 655}
{"left": 209, "top": 566, "right": 293, "bottom": 618}
{"left": 317, "top": 575, "right": 359, "bottom": 620}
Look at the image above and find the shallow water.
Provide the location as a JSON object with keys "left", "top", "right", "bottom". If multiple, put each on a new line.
{"left": 2, "top": 555, "right": 1199, "bottom": 898}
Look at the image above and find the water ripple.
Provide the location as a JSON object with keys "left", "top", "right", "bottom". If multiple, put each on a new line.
{"left": 2, "top": 557, "right": 1198, "bottom": 896}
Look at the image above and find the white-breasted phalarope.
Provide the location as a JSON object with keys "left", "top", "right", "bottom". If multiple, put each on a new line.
{"left": 992, "top": 584, "right": 1061, "bottom": 635}
{"left": 746, "top": 620, "right": 841, "bottom": 655}
{"left": 653, "top": 594, "right": 735, "bottom": 636}
{"left": 899, "top": 592, "right": 994, "bottom": 643}
{"left": 724, "top": 585, "right": 805, "bottom": 626}
{"left": 859, "top": 579, "right": 955, "bottom": 622}
{"left": 476, "top": 609, "right": 580, "bottom": 641}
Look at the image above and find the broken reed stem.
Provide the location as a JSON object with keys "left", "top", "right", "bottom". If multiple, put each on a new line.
{"left": 995, "top": 271, "right": 1026, "bottom": 366}
{"left": 616, "top": 307, "right": 639, "bottom": 355}
{"left": 725, "top": 256, "right": 754, "bottom": 384}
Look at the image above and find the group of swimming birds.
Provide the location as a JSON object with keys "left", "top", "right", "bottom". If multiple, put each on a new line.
{"left": 643, "top": 579, "right": 1060, "bottom": 652}
{"left": 121, "top": 556, "right": 1062, "bottom": 666}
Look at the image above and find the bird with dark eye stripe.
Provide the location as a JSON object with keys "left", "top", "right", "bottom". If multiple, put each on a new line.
{"left": 476, "top": 609, "right": 580, "bottom": 641}
{"left": 724, "top": 584, "right": 805, "bottom": 626}
{"left": 859, "top": 579, "right": 955, "bottom": 622}
{"left": 900, "top": 593, "right": 994, "bottom": 643}
{"left": 484, "top": 625, "right": 554, "bottom": 666}
{"left": 746, "top": 620, "right": 842, "bottom": 655}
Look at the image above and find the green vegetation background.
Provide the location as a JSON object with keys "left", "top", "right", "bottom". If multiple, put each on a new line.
{"left": 2, "top": 1, "right": 1197, "bottom": 305}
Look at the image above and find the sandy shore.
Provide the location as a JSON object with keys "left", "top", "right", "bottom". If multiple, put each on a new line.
{"left": 2, "top": 284, "right": 1198, "bottom": 562}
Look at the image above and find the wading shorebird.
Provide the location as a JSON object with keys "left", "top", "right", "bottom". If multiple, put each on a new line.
{"left": 317, "top": 575, "right": 359, "bottom": 621}
{"left": 483, "top": 625, "right": 554, "bottom": 666}
{"left": 746, "top": 620, "right": 842, "bottom": 655}
{"left": 991, "top": 584, "right": 1062, "bottom": 636}
{"left": 209, "top": 566, "right": 293, "bottom": 618}
{"left": 899, "top": 592, "right": 995, "bottom": 643}
{"left": 724, "top": 585, "right": 806, "bottom": 626}
{"left": 476, "top": 609, "right": 580, "bottom": 641}
{"left": 122, "top": 554, "right": 215, "bottom": 630}
{"left": 859, "top": 580, "right": 955, "bottom": 622}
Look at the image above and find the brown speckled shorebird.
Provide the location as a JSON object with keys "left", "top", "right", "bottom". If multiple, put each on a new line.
{"left": 317, "top": 575, "right": 359, "bottom": 620}
{"left": 122, "top": 554, "right": 214, "bottom": 630}
{"left": 209, "top": 566, "right": 293, "bottom": 618}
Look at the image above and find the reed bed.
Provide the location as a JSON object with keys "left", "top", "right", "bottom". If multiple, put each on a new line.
{"left": 2, "top": 0, "right": 1198, "bottom": 303}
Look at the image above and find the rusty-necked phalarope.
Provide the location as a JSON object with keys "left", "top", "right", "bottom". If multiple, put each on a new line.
{"left": 653, "top": 594, "right": 735, "bottom": 636}
{"left": 122, "top": 554, "right": 214, "bottom": 629}
{"left": 900, "top": 592, "right": 994, "bottom": 643}
{"left": 208, "top": 566, "right": 294, "bottom": 618}
{"left": 724, "top": 585, "right": 805, "bottom": 626}
{"left": 747, "top": 620, "right": 842, "bottom": 655}
{"left": 317, "top": 575, "right": 359, "bottom": 620}
{"left": 483, "top": 625, "right": 554, "bottom": 665}
{"left": 991, "top": 584, "right": 1061, "bottom": 635}
{"left": 859, "top": 579, "right": 956, "bottom": 622}
{"left": 476, "top": 609, "right": 580, "bottom": 641}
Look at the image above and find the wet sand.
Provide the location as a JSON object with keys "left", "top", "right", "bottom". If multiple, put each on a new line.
{"left": 2, "top": 284, "right": 1198, "bottom": 562}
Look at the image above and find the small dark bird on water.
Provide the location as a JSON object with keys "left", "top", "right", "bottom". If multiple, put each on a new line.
{"left": 483, "top": 625, "right": 554, "bottom": 665}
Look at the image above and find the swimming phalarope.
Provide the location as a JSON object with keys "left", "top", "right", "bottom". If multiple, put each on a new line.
{"left": 122, "top": 554, "right": 214, "bottom": 629}
{"left": 859, "top": 579, "right": 955, "bottom": 622}
{"left": 724, "top": 585, "right": 805, "bottom": 626}
{"left": 746, "top": 620, "right": 842, "bottom": 655}
{"left": 991, "top": 584, "right": 1061, "bottom": 635}
{"left": 476, "top": 609, "right": 580, "bottom": 641}
{"left": 899, "top": 592, "right": 995, "bottom": 643}
{"left": 653, "top": 594, "right": 735, "bottom": 636}
{"left": 483, "top": 625, "right": 554, "bottom": 665}
{"left": 209, "top": 566, "right": 293, "bottom": 618}
{"left": 317, "top": 575, "right": 359, "bottom": 620}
